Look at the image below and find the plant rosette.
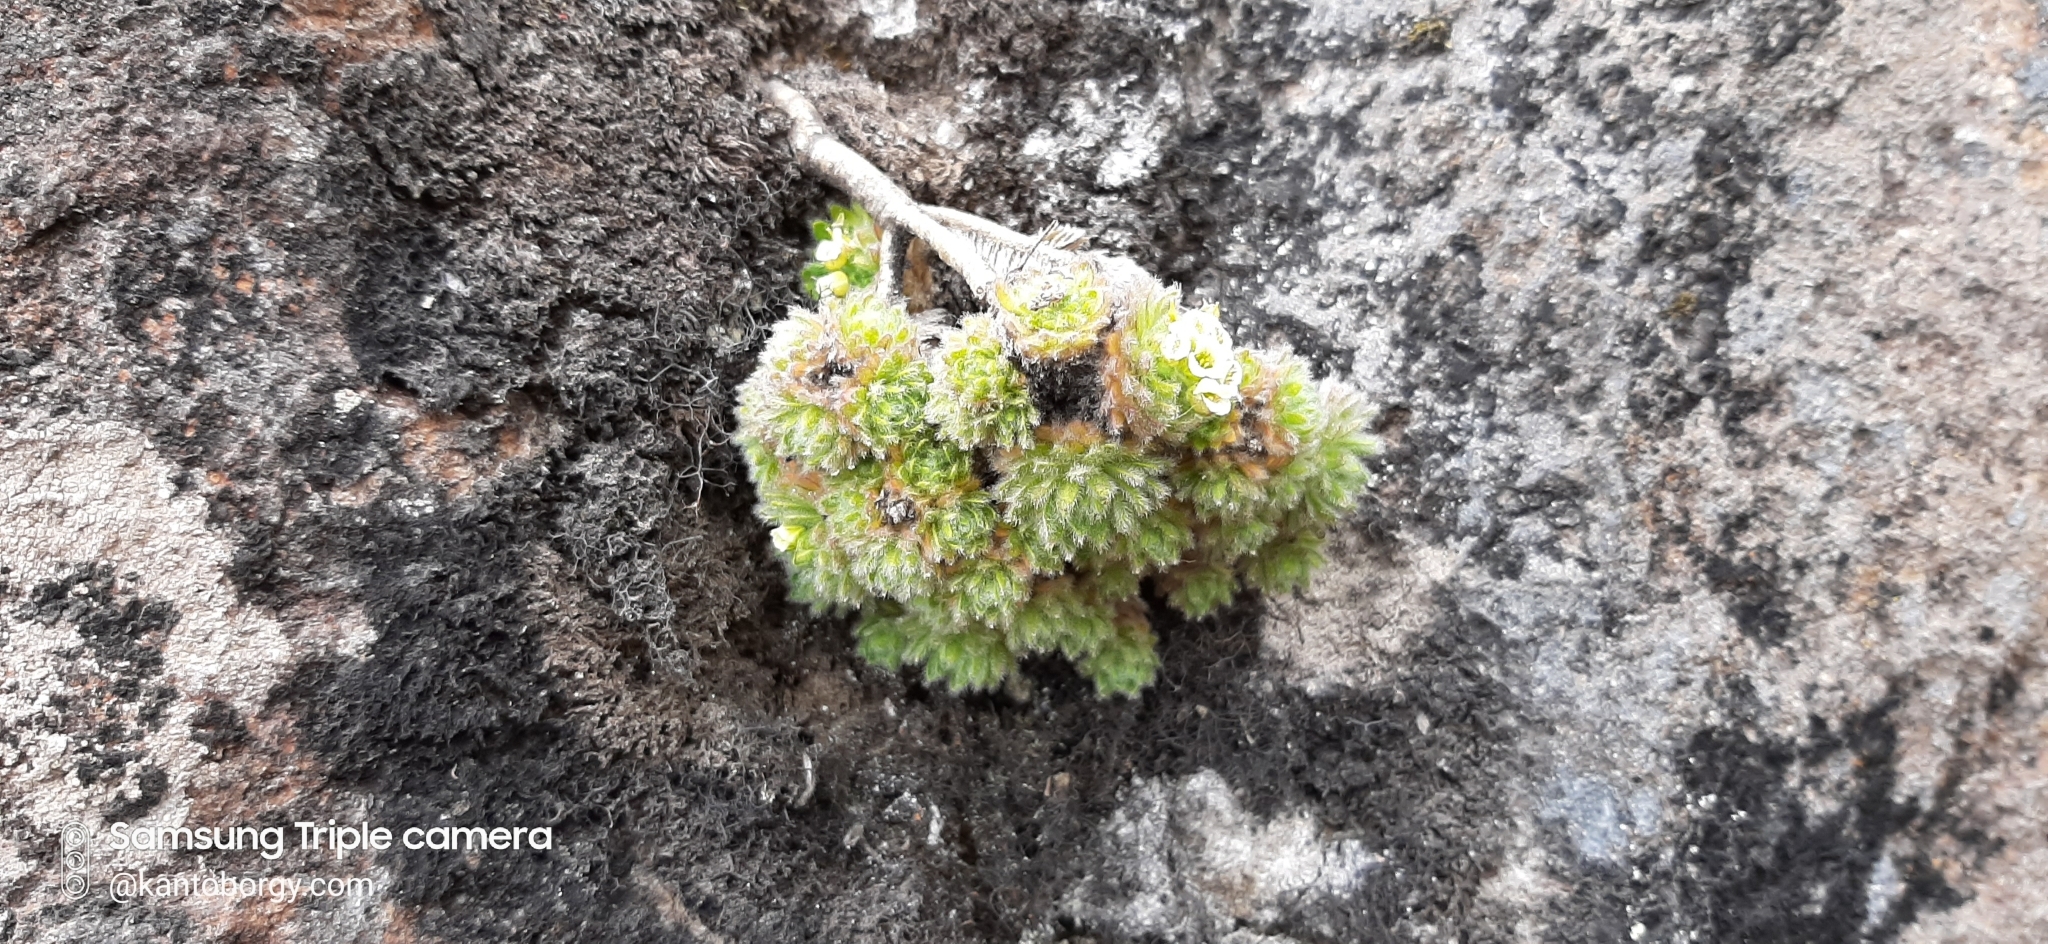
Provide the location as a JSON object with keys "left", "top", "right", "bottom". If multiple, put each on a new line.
{"left": 741, "top": 198, "right": 1377, "bottom": 697}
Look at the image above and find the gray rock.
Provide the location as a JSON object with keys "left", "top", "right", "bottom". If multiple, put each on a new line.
{"left": 2, "top": 0, "right": 2042, "bottom": 941}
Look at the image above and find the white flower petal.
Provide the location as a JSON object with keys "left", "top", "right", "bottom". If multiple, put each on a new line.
{"left": 1182, "top": 306, "right": 1226, "bottom": 340}
{"left": 1187, "top": 337, "right": 1236, "bottom": 379}
{"left": 1193, "top": 377, "right": 1236, "bottom": 414}
{"left": 814, "top": 240, "right": 845, "bottom": 263}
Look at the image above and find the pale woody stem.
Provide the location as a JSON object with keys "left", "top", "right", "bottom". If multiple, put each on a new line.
{"left": 876, "top": 226, "right": 902, "bottom": 299}
{"left": 762, "top": 80, "right": 999, "bottom": 296}
{"left": 920, "top": 204, "right": 1075, "bottom": 260}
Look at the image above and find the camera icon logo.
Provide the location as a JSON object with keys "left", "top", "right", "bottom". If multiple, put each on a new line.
{"left": 59, "top": 823, "right": 89, "bottom": 900}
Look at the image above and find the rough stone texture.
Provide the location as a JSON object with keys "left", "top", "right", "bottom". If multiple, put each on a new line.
{"left": 2, "top": 0, "right": 2044, "bottom": 941}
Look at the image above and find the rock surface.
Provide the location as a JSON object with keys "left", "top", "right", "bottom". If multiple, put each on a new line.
{"left": 3, "top": 0, "right": 2044, "bottom": 941}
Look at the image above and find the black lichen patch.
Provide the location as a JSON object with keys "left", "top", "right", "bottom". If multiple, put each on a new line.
{"left": 1625, "top": 695, "right": 1956, "bottom": 942}
{"left": 273, "top": 496, "right": 658, "bottom": 936}
{"left": 188, "top": 698, "right": 251, "bottom": 761}
{"left": 1986, "top": 666, "right": 2022, "bottom": 715}
{"left": 341, "top": 220, "right": 480, "bottom": 407}
{"left": 1700, "top": 548, "right": 1794, "bottom": 642}
{"left": 301, "top": 4, "right": 801, "bottom": 644}
{"left": 104, "top": 766, "right": 172, "bottom": 823}
{"left": 1695, "top": 510, "right": 1798, "bottom": 644}
{"left": 274, "top": 486, "right": 941, "bottom": 940}
{"left": 15, "top": 564, "right": 181, "bottom": 820}
{"left": 1719, "top": 377, "right": 1785, "bottom": 467}
{"left": 1472, "top": 471, "right": 1594, "bottom": 581}
{"left": 1393, "top": 237, "right": 1493, "bottom": 410}
{"left": 26, "top": 565, "right": 176, "bottom": 683}
{"left": 1622, "top": 115, "right": 1771, "bottom": 431}
{"left": 1750, "top": 0, "right": 1845, "bottom": 66}
{"left": 1150, "top": 605, "right": 1516, "bottom": 942}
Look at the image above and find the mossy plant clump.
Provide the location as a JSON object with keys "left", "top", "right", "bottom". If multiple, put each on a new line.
{"left": 736, "top": 205, "right": 1379, "bottom": 697}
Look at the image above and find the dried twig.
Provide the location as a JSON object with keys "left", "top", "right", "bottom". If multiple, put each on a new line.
{"left": 762, "top": 80, "right": 998, "bottom": 295}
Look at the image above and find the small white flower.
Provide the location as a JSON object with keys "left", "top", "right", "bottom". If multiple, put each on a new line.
{"left": 1182, "top": 304, "right": 1224, "bottom": 335}
{"left": 1158, "top": 322, "right": 1193, "bottom": 360}
{"left": 1187, "top": 341, "right": 1231, "bottom": 379}
{"left": 814, "top": 239, "right": 845, "bottom": 263}
{"left": 817, "top": 271, "right": 851, "bottom": 297}
{"left": 771, "top": 525, "right": 800, "bottom": 552}
{"left": 1193, "top": 377, "right": 1235, "bottom": 415}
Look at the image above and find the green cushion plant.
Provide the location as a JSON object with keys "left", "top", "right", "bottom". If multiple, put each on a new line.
{"left": 738, "top": 81, "right": 1381, "bottom": 697}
